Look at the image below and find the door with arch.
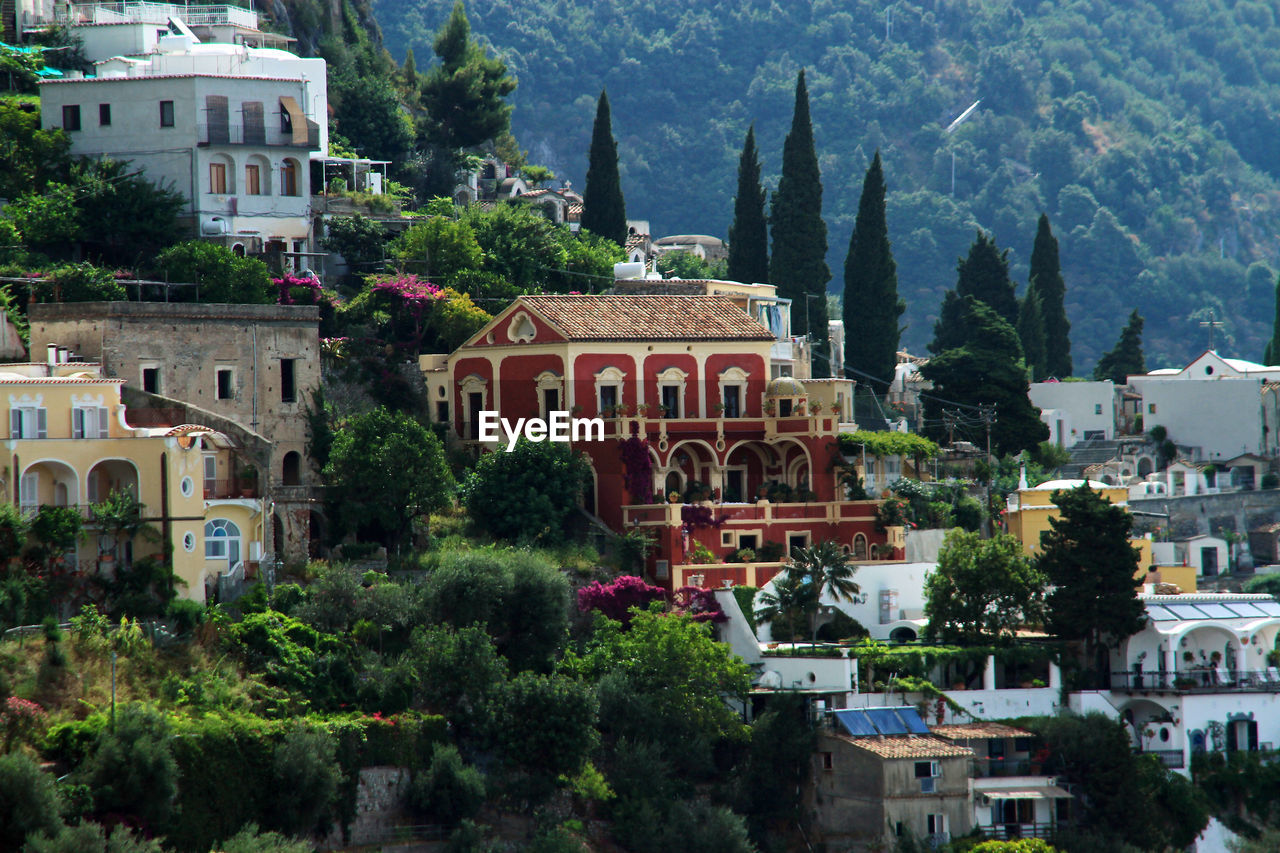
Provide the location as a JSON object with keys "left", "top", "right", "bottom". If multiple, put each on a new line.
{"left": 205, "top": 518, "right": 241, "bottom": 573}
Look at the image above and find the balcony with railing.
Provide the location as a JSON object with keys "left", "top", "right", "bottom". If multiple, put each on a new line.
{"left": 198, "top": 121, "right": 320, "bottom": 150}
{"left": 1110, "top": 669, "right": 1280, "bottom": 693}
{"left": 978, "top": 823, "right": 1056, "bottom": 841}
{"left": 204, "top": 478, "right": 259, "bottom": 500}
{"left": 56, "top": 1, "right": 257, "bottom": 27}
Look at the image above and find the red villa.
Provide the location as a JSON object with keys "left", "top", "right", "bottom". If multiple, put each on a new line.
{"left": 421, "top": 280, "right": 898, "bottom": 589}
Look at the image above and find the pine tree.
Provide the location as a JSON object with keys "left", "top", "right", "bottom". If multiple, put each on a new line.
{"left": 843, "top": 150, "right": 904, "bottom": 390}
{"left": 1265, "top": 274, "right": 1280, "bottom": 365}
{"left": 955, "top": 231, "right": 1019, "bottom": 326}
{"left": 1029, "top": 214, "right": 1072, "bottom": 377}
{"left": 1017, "top": 288, "right": 1048, "bottom": 382}
{"left": 581, "top": 89, "right": 627, "bottom": 246}
{"left": 1093, "top": 310, "right": 1145, "bottom": 384}
{"left": 920, "top": 298, "right": 1049, "bottom": 456}
{"left": 418, "top": 1, "right": 516, "bottom": 150}
{"left": 770, "top": 70, "right": 830, "bottom": 376}
{"left": 1039, "top": 483, "right": 1146, "bottom": 671}
{"left": 726, "top": 125, "right": 769, "bottom": 284}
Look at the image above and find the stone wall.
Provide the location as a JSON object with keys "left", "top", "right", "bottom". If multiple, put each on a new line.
{"left": 1130, "top": 490, "right": 1280, "bottom": 570}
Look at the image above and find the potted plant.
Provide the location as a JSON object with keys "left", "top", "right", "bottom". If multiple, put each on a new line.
{"left": 668, "top": 491, "right": 681, "bottom": 504}
{"left": 809, "top": 401, "right": 824, "bottom": 415}
{"left": 570, "top": 404, "right": 583, "bottom": 416}
{"left": 712, "top": 401, "right": 727, "bottom": 416}
{"left": 636, "top": 403, "right": 651, "bottom": 417}
{"left": 763, "top": 399, "right": 777, "bottom": 416}
{"left": 602, "top": 404, "right": 616, "bottom": 418}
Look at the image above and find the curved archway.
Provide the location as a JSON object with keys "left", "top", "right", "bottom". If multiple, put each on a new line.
{"left": 20, "top": 460, "right": 79, "bottom": 511}
{"left": 852, "top": 532, "right": 869, "bottom": 560}
{"left": 282, "top": 451, "right": 302, "bottom": 486}
{"left": 890, "top": 626, "right": 918, "bottom": 642}
{"left": 86, "top": 458, "right": 140, "bottom": 504}
{"left": 245, "top": 152, "right": 272, "bottom": 196}
{"left": 280, "top": 157, "right": 301, "bottom": 196}
{"left": 204, "top": 518, "right": 242, "bottom": 573}
{"left": 208, "top": 152, "right": 235, "bottom": 194}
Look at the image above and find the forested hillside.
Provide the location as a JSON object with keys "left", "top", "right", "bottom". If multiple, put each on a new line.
{"left": 371, "top": 0, "right": 1280, "bottom": 372}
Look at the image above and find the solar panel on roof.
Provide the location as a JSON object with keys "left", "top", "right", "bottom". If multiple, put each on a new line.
{"left": 833, "top": 709, "right": 879, "bottom": 737}
{"left": 1227, "top": 603, "right": 1268, "bottom": 618}
{"left": 1147, "top": 606, "right": 1178, "bottom": 621}
{"left": 1256, "top": 601, "right": 1280, "bottom": 617}
{"left": 899, "top": 707, "right": 931, "bottom": 734}
{"left": 1167, "top": 604, "right": 1208, "bottom": 619}
{"left": 867, "top": 708, "right": 910, "bottom": 735}
{"left": 1197, "top": 603, "right": 1238, "bottom": 619}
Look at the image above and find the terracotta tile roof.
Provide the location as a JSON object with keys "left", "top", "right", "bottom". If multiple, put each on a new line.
{"left": 521, "top": 295, "right": 775, "bottom": 342}
{"left": 567, "top": 203, "right": 583, "bottom": 217}
{"left": 931, "top": 722, "right": 1033, "bottom": 740}
{"left": 839, "top": 734, "right": 973, "bottom": 759}
{"left": 625, "top": 235, "right": 647, "bottom": 253}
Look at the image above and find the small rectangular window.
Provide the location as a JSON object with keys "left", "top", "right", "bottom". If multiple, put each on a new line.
{"left": 436, "top": 401, "right": 449, "bottom": 423}
{"left": 927, "top": 814, "right": 946, "bottom": 835}
{"left": 723, "top": 385, "right": 741, "bottom": 418}
{"left": 216, "top": 368, "right": 233, "bottom": 400}
{"left": 160, "top": 100, "right": 175, "bottom": 127}
{"left": 142, "top": 367, "right": 159, "bottom": 394}
{"left": 821, "top": 752, "right": 833, "bottom": 770}
{"left": 1149, "top": 403, "right": 1157, "bottom": 414}
{"left": 98, "top": 104, "right": 111, "bottom": 126}
{"left": 1095, "top": 403, "right": 1103, "bottom": 415}
{"left": 245, "top": 164, "right": 261, "bottom": 195}
{"left": 599, "top": 384, "right": 618, "bottom": 414}
{"left": 543, "top": 387, "right": 560, "bottom": 415}
{"left": 280, "top": 358, "right": 296, "bottom": 403}
{"left": 62, "top": 105, "right": 81, "bottom": 131}
{"left": 661, "top": 384, "right": 680, "bottom": 418}
{"left": 914, "top": 761, "right": 933, "bottom": 778}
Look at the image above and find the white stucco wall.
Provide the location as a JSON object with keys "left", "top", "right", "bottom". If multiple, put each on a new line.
{"left": 1131, "top": 378, "right": 1265, "bottom": 459}
{"left": 1029, "top": 380, "right": 1115, "bottom": 445}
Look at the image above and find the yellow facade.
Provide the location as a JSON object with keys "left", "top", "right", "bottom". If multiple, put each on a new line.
{"left": 2, "top": 362, "right": 264, "bottom": 602}
{"left": 1005, "top": 479, "right": 1163, "bottom": 582}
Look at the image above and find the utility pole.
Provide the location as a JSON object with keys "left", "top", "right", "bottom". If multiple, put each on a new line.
{"left": 943, "top": 409, "right": 960, "bottom": 447}
{"left": 979, "top": 404, "right": 997, "bottom": 515}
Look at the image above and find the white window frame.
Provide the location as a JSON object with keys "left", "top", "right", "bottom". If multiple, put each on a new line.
{"left": 72, "top": 406, "right": 109, "bottom": 439}
{"left": 535, "top": 371, "right": 565, "bottom": 420}
{"left": 719, "top": 366, "right": 749, "bottom": 418}
{"left": 656, "top": 367, "right": 687, "bottom": 418}
{"left": 204, "top": 518, "right": 241, "bottom": 560}
{"left": 926, "top": 813, "right": 946, "bottom": 835}
{"left": 9, "top": 406, "right": 47, "bottom": 439}
{"left": 594, "top": 366, "right": 627, "bottom": 415}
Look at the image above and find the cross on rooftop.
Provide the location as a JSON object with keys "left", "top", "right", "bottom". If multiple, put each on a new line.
{"left": 1199, "top": 310, "right": 1224, "bottom": 349}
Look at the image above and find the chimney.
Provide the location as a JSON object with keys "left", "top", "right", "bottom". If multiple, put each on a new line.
{"left": 46, "top": 344, "right": 57, "bottom": 368}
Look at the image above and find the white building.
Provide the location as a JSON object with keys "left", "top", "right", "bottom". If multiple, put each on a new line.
{"left": 37, "top": 21, "right": 327, "bottom": 257}
{"left": 1128, "top": 351, "right": 1277, "bottom": 460}
{"left": 1028, "top": 380, "right": 1114, "bottom": 446}
{"left": 755, "top": 561, "right": 934, "bottom": 643}
{"left": 1074, "top": 592, "right": 1280, "bottom": 773}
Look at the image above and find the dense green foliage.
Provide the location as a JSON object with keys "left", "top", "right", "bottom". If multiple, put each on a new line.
{"left": 323, "top": 408, "right": 455, "bottom": 550}
{"left": 1024, "top": 713, "right": 1208, "bottom": 851}
{"left": 726, "top": 126, "right": 769, "bottom": 285}
{"left": 924, "top": 530, "right": 1046, "bottom": 644}
{"left": 770, "top": 71, "right": 830, "bottom": 376}
{"left": 1039, "top": 484, "right": 1146, "bottom": 662}
{"left": 581, "top": 90, "right": 627, "bottom": 245}
{"left": 842, "top": 151, "right": 903, "bottom": 387}
{"left": 461, "top": 438, "right": 591, "bottom": 544}
{"left": 372, "top": 0, "right": 1280, "bottom": 370}
{"left": 921, "top": 298, "right": 1049, "bottom": 456}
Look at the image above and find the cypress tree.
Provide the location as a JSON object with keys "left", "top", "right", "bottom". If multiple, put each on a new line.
{"left": 843, "top": 150, "right": 904, "bottom": 389}
{"left": 1017, "top": 288, "right": 1048, "bottom": 382}
{"left": 770, "top": 70, "right": 830, "bottom": 376}
{"left": 581, "top": 89, "right": 627, "bottom": 246}
{"left": 1265, "top": 274, "right": 1280, "bottom": 364}
{"left": 1029, "top": 214, "right": 1072, "bottom": 377}
{"left": 919, "top": 298, "right": 1049, "bottom": 456}
{"left": 929, "top": 289, "right": 967, "bottom": 355}
{"left": 1092, "top": 310, "right": 1146, "bottom": 384}
{"left": 955, "top": 231, "right": 1018, "bottom": 326}
{"left": 727, "top": 125, "right": 769, "bottom": 284}
{"left": 402, "top": 48, "right": 418, "bottom": 89}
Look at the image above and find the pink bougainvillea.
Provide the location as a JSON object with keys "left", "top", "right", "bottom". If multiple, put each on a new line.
{"left": 618, "top": 436, "right": 653, "bottom": 503}
{"left": 672, "top": 585, "right": 728, "bottom": 623}
{"left": 577, "top": 575, "right": 666, "bottom": 625}
{"left": 2, "top": 696, "right": 46, "bottom": 749}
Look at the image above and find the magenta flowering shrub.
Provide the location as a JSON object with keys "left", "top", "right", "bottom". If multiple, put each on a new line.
{"left": 618, "top": 436, "right": 653, "bottom": 503}
{"left": 577, "top": 575, "right": 666, "bottom": 625}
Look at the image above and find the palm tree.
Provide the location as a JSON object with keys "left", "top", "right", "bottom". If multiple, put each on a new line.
{"left": 754, "top": 570, "right": 815, "bottom": 642}
{"left": 789, "top": 541, "right": 861, "bottom": 644}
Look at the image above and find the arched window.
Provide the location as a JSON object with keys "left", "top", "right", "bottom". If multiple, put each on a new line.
{"left": 280, "top": 158, "right": 300, "bottom": 196}
{"left": 204, "top": 518, "right": 241, "bottom": 566}
{"left": 282, "top": 451, "right": 302, "bottom": 486}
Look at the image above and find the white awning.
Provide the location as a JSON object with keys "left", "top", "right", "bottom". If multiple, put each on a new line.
{"left": 983, "top": 786, "right": 1072, "bottom": 800}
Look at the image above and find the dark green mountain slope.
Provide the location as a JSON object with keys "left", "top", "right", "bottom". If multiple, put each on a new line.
{"left": 372, "top": 0, "right": 1280, "bottom": 373}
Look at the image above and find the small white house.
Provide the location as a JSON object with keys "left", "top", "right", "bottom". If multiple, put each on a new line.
{"left": 1029, "top": 380, "right": 1115, "bottom": 446}
{"left": 755, "top": 561, "right": 934, "bottom": 643}
{"left": 1176, "top": 535, "right": 1230, "bottom": 577}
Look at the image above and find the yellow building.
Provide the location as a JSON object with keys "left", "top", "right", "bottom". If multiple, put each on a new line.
{"left": 3, "top": 358, "right": 265, "bottom": 603}
{"left": 1004, "top": 477, "right": 1194, "bottom": 592}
